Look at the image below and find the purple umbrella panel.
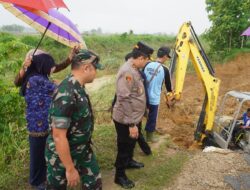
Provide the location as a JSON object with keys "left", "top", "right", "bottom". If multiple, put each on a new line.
{"left": 1, "top": 2, "right": 86, "bottom": 48}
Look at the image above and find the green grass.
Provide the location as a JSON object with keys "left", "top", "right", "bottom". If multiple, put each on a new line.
{"left": 130, "top": 153, "right": 188, "bottom": 190}
{"left": 88, "top": 77, "right": 116, "bottom": 124}
{"left": 0, "top": 33, "right": 176, "bottom": 189}
{"left": 222, "top": 48, "right": 250, "bottom": 63}
{"left": 206, "top": 46, "right": 250, "bottom": 64}
{"left": 0, "top": 32, "right": 249, "bottom": 189}
{"left": 0, "top": 118, "right": 29, "bottom": 190}
{"left": 0, "top": 121, "right": 189, "bottom": 190}
{"left": 0, "top": 32, "right": 175, "bottom": 80}
{"left": 93, "top": 124, "right": 116, "bottom": 170}
{"left": 127, "top": 138, "right": 189, "bottom": 190}
{"left": 93, "top": 123, "right": 189, "bottom": 190}
{"left": 0, "top": 83, "right": 28, "bottom": 190}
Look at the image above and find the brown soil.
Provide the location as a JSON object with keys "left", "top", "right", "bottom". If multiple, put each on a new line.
{"left": 157, "top": 53, "right": 250, "bottom": 149}
{"left": 157, "top": 53, "right": 250, "bottom": 190}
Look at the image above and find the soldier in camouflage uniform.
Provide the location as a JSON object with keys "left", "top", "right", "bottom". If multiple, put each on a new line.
{"left": 45, "top": 49, "right": 103, "bottom": 190}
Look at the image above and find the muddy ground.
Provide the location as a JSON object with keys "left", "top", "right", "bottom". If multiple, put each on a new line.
{"left": 157, "top": 53, "right": 250, "bottom": 190}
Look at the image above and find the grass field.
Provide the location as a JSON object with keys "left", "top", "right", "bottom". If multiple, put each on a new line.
{"left": 1, "top": 32, "right": 249, "bottom": 189}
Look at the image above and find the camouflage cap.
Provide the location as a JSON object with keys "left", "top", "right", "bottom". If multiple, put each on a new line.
{"left": 73, "top": 49, "right": 104, "bottom": 70}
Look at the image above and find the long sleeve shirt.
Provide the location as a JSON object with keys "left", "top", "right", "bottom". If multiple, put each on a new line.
{"left": 112, "top": 61, "right": 146, "bottom": 125}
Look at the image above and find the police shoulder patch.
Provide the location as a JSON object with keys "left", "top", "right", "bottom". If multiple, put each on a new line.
{"left": 125, "top": 73, "right": 132, "bottom": 82}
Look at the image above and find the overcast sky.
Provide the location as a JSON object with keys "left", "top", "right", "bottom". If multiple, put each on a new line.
{"left": 0, "top": 0, "right": 211, "bottom": 34}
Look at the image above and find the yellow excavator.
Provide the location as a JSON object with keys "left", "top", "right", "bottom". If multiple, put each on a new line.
{"left": 168, "top": 22, "right": 221, "bottom": 146}
{"left": 168, "top": 22, "right": 250, "bottom": 152}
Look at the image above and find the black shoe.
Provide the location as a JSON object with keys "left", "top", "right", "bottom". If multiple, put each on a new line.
{"left": 32, "top": 183, "right": 46, "bottom": 190}
{"left": 114, "top": 176, "right": 135, "bottom": 189}
{"left": 126, "top": 160, "right": 144, "bottom": 169}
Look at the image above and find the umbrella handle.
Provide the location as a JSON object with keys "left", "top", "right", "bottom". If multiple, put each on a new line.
{"left": 33, "top": 22, "right": 52, "bottom": 57}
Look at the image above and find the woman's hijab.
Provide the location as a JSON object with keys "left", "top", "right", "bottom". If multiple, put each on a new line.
{"left": 21, "top": 53, "right": 55, "bottom": 96}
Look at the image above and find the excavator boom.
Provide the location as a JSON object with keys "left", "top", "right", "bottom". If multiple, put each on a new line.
{"left": 170, "top": 22, "right": 220, "bottom": 144}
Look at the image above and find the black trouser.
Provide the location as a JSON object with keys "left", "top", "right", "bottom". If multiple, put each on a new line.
{"left": 114, "top": 120, "right": 137, "bottom": 177}
{"left": 29, "top": 135, "right": 47, "bottom": 186}
{"left": 137, "top": 123, "right": 151, "bottom": 154}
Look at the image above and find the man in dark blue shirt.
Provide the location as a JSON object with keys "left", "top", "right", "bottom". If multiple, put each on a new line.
{"left": 242, "top": 108, "right": 250, "bottom": 128}
{"left": 233, "top": 108, "right": 250, "bottom": 144}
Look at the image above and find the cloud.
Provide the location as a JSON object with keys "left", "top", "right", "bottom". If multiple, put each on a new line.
{"left": 0, "top": 0, "right": 211, "bottom": 34}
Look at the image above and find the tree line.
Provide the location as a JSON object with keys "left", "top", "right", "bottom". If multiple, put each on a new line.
{"left": 205, "top": 0, "right": 250, "bottom": 55}
{"left": 1, "top": 0, "right": 250, "bottom": 58}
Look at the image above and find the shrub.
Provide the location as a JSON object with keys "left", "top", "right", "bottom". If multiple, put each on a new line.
{"left": 0, "top": 80, "right": 28, "bottom": 189}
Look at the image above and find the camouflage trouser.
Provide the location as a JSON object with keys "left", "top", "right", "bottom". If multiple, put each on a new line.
{"left": 46, "top": 147, "right": 102, "bottom": 190}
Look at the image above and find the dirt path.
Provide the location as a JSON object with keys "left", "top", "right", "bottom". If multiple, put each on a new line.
{"left": 165, "top": 151, "right": 250, "bottom": 190}
{"left": 85, "top": 75, "right": 114, "bottom": 92}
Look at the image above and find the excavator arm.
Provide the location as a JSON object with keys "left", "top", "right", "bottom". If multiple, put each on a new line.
{"left": 169, "top": 22, "right": 220, "bottom": 144}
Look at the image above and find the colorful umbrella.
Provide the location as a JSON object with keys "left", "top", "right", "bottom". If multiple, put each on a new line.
{"left": 0, "top": 0, "right": 68, "bottom": 13}
{"left": 241, "top": 27, "right": 250, "bottom": 36}
{"left": 1, "top": 2, "right": 86, "bottom": 49}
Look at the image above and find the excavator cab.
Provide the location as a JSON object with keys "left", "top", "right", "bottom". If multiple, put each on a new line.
{"left": 213, "top": 91, "right": 250, "bottom": 152}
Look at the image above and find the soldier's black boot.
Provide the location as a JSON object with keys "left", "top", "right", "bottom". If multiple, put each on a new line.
{"left": 114, "top": 169, "right": 135, "bottom": 189}
{"left": 126, "top": 159, "right": 144, "bottom": 169}
{"left": 32, "top": 182, "right": 46, "bottom": 190}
